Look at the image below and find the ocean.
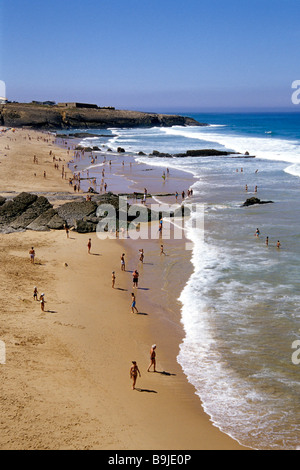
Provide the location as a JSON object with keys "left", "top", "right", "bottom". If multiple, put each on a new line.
{"left": 69, "top": 112, "right": 300, "bottom": 450}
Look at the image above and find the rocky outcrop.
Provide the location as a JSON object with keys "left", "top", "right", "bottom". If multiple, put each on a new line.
{"left": 150, "top": 149, "right": 241, "bottom": 158}
{"left": 242, "top": 197, "right": 274, "bottom": 207}
{"left": 0, "top": 103, "right": 206, "bottom": 129}
{"left": 57, "top": 200, "right": 98, "bottom": 227}
{"left": 0, "top": 192, "right": 190, "bottom": 234}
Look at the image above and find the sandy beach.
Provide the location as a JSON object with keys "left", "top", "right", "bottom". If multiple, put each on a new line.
{"left": 0, "top": 128, "right": 246, "bottom": 450}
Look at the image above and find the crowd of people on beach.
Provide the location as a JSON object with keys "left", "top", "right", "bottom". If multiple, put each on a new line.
{"left": 25, "top": 137, "right": 283, "bottom": 395}
{"left": 29, "top": 237, "right": 163, "bottom": 390}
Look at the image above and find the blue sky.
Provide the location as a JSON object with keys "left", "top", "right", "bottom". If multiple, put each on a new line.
{"left": 1, "top": 0, "right": 300, "bottom": 111}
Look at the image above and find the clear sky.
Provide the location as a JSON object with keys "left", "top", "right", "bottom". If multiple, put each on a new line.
{"left": 1, "top": 0, "right": 299, "bottom": 112}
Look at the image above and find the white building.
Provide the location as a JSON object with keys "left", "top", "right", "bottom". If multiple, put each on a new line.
{"left": 0, "top": 97, "right": 7, "bottom": 104}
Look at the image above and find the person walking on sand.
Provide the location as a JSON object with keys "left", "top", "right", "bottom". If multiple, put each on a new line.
{"left": 87, "top": 238, "right": 92, "bottom": 254}
{"left": 277, "top": 240, "right": 281, "bottom": 249}
{"left": 39, "top": 293, "right": 45, "bottom": 312}
{"left": 131, "top": 293, "right": 138, "bottom": 314}
{"left": 147, "top": 344, "right": 157, "bottom": 372}
{"left": 29, "top": 247, "right": 35, "bottom": 264}
{"left": 266, "top": 236, "right": 269, "bottom": 246}
{"left": 64, "top": 223, "right": 69, "bottom": 238}
{"left": 160, "top": 244, "right": 166, "bottom": 256}
{"left": 132, "top": 270, "right": 139, "bottom": 288}
{"left": 121, "top": 253, "right": 126, "bottom": 271}
{"left": 130, "top": 361, "right": 141, "bottom": 390}
{"left": 139, "top": 249, "right": 144, "bottom": 263}
{"left": 112, "top": 271, "right": 116, "bottom": 289}
{"left": 33, "top": 286, "right": 38, "bottom": 301}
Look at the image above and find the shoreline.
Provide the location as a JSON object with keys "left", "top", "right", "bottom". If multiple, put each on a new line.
{"left": 0, "top": 127, "right": 247, "bottom": 449}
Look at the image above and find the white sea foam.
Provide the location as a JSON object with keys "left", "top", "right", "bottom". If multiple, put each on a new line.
{"left": 162, "top": 126, "right": 300, "bottom": 166}
{"left": 284, "top": 163, "right": 300, "bottom": 178}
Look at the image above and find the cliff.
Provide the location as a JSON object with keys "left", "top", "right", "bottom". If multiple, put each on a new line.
{"left": 0, "top": 103, "right": 206, "bottom": 129}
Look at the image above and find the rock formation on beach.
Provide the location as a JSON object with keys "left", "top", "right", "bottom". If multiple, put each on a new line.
{"left": 150, "top": 149, "right": 242, "bottom": 158}
{"left": 0, "top": 103, "right": 206, "bottom": 129}
{"left": 0, "top": 192, "right": 188, "bottom": 234}
{"left": 242, "top": 197, "right": 274, "bottom": 207}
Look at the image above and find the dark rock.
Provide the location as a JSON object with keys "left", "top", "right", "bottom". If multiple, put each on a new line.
{"left": 0, "top": 196, "right": 6, "bottom": 206}
{"left": 150, "top": 149, "right": 238, "bottom": 158}
{"left": 75, "top": 220, "right": 97, "bottom": 233}
{"left": 0, "top": 192, "right": 38, "bottom": 226}
{"left": 93, "top": 192, "right": 123, "bottom": 211}
{"left": 47, "top": 213, "right": 66, "bottom": 230}
{"left": 0, "top": 191, "right": 192, "bottom": 234}
{"left": 242, "top": 197, "right": 274, "bottom": 207}
{"left": 57, "top": 200, "right": 97, "bottom": 226}
{"left": 10, "top": 196, "right": 52, "bottom": 230}
{"left": 27, "top": 208, "right": 57, "bottom": 231}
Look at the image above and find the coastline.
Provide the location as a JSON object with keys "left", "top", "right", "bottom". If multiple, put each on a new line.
{"left": 0, "top": 127, "right": 246, "bottom": 450}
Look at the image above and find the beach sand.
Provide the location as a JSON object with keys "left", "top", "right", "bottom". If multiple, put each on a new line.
{"left": 0, "top": 128, "right": 246, "bottom": 450}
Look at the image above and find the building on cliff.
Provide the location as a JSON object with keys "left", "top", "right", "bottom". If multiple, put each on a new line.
{"left": 0, "top": 97, "right": 7, "bottom": 104}
{"left": 57, "top": 102, "right": 99, "bottom": 109}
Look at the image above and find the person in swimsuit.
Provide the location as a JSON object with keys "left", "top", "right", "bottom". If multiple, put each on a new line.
{"left": 139, "top": 249, "right": 144, "bottom": 263}
{"left": 121, "top": 253, "right": 126, "bottom": 271}
{"left": 160, "top": 245, "right": 166, "bottom": 256}
{"left": 131, "top": 293, "right": 138, "bottom": 314}
{"left": 112, "top": 271, "right": 116, "bottom": 289}
{"left": 87, "top": 238, "right": 92, "bottom": 254}
{"left": 130, "top": 361, "right": 141, "bottom": 390}
{"left": 33, "top": 286, "right": 38, "bottom": 301}
{"left": 147, "top": 344, "right": 157, "bottom": 372}
{"left": 39, "top": 293, "right": 45, "bottom": 312}
{"left": 132, "top": 270, "right": 139, "bottom": 288}
{"left": 64, "top": 224, "right": 69, "bottom": 238}
{"left": 29, "top": 247, "right": 35, "bottom": 264}
{"left": 277, "top": 240, "right": 281, "bottom": 249}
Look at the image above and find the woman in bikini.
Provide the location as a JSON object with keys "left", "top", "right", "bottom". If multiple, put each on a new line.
{"left": 130, "top": 361, "right": 141, "bottom": 390}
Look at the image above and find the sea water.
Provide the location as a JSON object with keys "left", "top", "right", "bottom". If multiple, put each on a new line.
{"left": 75, "top": 112, "right": 300, "bottom": 450}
